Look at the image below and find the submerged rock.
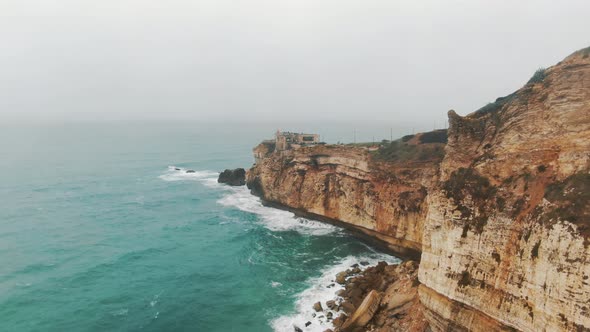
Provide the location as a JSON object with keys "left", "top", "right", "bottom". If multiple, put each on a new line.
{"left": 217, "top": 168, "right": 246, "bottom": 186}
{"left": 186, "top": 169, "right": 196, "bottom": 173}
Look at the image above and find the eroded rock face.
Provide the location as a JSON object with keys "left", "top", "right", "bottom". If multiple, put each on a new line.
{"left": 419, "top": 47, "right": 590, "bottom": 331}
{"left": 247, "top": 142, "right": 443, "bottom": 259}
{"left": 247, "top": 47, "right": 590, "bottom": 331}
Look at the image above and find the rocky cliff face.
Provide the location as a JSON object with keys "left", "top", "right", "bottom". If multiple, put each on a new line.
{"left": 247, "top": 138, "right": 445, "bottom": 259}
{"left": 247, "top": 47, "right": 590, "bottom": 331}
{"left": 419, "top": 47, "right": 590, "bottom": 331}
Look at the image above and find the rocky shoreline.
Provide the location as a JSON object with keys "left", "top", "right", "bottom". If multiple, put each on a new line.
{"left": 294, "top": 260, "right": 426, "bottom": 332}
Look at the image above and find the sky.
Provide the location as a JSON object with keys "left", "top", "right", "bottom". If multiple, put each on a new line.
{"left": 1, "top": 0, "right": 589, "bottom": 127}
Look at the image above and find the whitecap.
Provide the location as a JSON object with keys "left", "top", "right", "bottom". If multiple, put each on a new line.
{"left": 158, "top": 166, "right": 220, "bottom": 187}
{"left": 270, "top": 281, "right": 282, "bottom": 288}
{"left": 217, "top": 186, "right": 339, "bottom": 236}
{"left": 270, "top": 253, "right": 400, "bottom": 332}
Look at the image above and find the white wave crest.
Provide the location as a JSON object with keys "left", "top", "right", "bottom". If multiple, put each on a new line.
{"left": 270, "top": 253, "right": 400, "bottom": 332}
{"left": 217, "top": 186, "right": 339, "bottom": 236}
{"left": 158, "top": 166, "right": 219, "bottom": 187}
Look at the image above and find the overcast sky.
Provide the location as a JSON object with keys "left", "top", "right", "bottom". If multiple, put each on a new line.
{"left": 1, "top": 0, "right": 589, "bottom": 126}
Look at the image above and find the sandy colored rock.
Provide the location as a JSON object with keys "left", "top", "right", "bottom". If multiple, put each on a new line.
{"left": 247, "top": 137, "right": 444, "bottom": 259}
{"left": 313, "top": 301, "right": 323, "bottom": 312}
{"left": 247, "top": 46, "right": 590, "bottom": 332}
{"left": 341, "top": 290, "right": 382, "bottom": 331}
{"left": 419, "top": 47, "right": 590, "bottom": 331}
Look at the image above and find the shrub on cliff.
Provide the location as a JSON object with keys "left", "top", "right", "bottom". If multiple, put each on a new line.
{"left": 373, "top": 140, "right": 445, "bottom": 163}
{"left": 527, "top": 68, "right": 546, "bottom": 84}
{"left": 419, "top": 130, "right": 448, "bottom": 144}
{"left": 471, "top": 92, "right": 517, "bottom": 117}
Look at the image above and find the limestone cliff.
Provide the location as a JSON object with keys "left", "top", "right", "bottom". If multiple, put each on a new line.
{"left": 419, "top": 47, "right": 590, "bottom": 331}
{"left": 247, "top": 47, "right": 590, "bottom": 331}
{"left": 247, "top": 136, "right": 445, "bottom": 259}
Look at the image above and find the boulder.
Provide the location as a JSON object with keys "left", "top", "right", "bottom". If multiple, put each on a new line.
{"left": 294, "top": 326, "right": 303, "bottom": 332}
{"left": 332, "top": 313, "right": 348, "bottom": 328}
{"left": 335, "top": 271, "right": 348, "bottom": 284}
{"left": 313, "top": 301, "right": 323, "bottom": 312}
{"left": 217, "top": 168, "right": 246, "bottom": 186}
{"left": 340, "top": 301, "right": 356, "bottom": 314}
{"left": 360, "top": 261, "right": 370, "bottom": 266}
{"left": 305, "top": 321, "right": 312, "bottom": 327}
{"left": 326, "top": 300, "right": 336, "bottom": 310}
{"left": 341, "top": 290, "right": 383, "bottom": 331}
{"left": 186, "top": 169, "right": 196, "bottom": 173}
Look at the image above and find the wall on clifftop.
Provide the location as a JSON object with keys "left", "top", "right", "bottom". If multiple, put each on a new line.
{"left": 247, "top": 141, "right": 443, "bottom": 259}
{"left": 419, "top": 47, "right": 590, "bottom": 331}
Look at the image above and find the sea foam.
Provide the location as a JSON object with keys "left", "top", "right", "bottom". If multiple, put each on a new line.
{"left": 158, "top": 166, "right": 219, "bottom": 187}
{"left": 270, "top": 253, "right": 400, "bottom": 332}
{"left": 217, "top": 186, "right": 339, "bottom": 236}
{"left": 160, "top": 167, "right": 336, "bottom": 235}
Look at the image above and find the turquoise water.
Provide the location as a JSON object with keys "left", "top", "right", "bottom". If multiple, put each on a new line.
{"left": 0, "top": 123, "right": 397, "bottom": 332}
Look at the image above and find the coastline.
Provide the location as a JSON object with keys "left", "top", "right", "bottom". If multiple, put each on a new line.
{"left": 258, "top": 198, "right": 422, "bottom": 261}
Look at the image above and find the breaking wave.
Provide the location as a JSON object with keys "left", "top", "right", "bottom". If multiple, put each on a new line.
{"left": 217, "top": 186, "right": 340, "bottom": 236}
{"left": 158, "top": 166, "right": 219, "bottom": 187}
{"left": 270, "top": 253, "right": 400, "bottom": 332}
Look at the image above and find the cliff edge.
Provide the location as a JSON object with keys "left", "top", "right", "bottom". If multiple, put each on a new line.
{"left": 247, "top": 47, "right": 590, "bottom": 331}
{"left": 419, "top": 46, "right": 590, "bottom": 331}
{"left": 247, "top": 134, "right": 446, "bottom": 260}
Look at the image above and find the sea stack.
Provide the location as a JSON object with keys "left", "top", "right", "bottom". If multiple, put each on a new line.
{"left": 217, "top": 168, "right": 246, "bottom": 186}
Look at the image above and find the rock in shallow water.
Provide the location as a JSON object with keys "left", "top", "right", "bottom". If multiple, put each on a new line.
{"left": 326, "top": 300, "right": 336, "bottom": 310}
{"left": 335, "top": 271, "right": 348, "bottom": 284}
{"left": 313, "top": 301, "right": 323, "bottom": 312}
{"left": 217, "top": 168, "right": 246, "bottom": 186}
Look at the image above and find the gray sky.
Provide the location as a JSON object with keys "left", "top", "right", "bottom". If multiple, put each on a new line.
{"left": 1, "top": 0, "right": 589, "bottom": 126}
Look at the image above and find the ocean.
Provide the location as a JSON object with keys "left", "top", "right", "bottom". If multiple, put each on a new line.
{"left": 0, "top": 122, "right": 399, "bottom": 332}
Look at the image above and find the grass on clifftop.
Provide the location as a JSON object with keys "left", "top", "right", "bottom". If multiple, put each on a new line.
{"left": 372, "top": 130, "right": 446, "bottom": 163}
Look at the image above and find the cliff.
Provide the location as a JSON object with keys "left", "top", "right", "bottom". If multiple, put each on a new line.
{"left": 419, "top": 47, "right": 590, "bottom": 331}
{"left": 247, "top": 47, "right": 590, "bottom": 331}
{"left": 247, "top": 135, "right": 446, "bottom": 259}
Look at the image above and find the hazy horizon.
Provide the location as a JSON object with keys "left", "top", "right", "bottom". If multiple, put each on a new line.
{"left": 1, "top": 0, "right": 589, "bottom": 126}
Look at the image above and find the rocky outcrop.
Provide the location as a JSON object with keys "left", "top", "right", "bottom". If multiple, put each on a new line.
{"left": 218, "top": 168, "right": 246, "bottom": 186}
{"left": 334, "top": 260, "right": 428, "bottom": 332}
{"left": 418, "top": 47, "right": 590, "bottom": 331}
{"left": 247, "top": 137, "right": 445, "bottom": 259}
{"left": 247, "top": 47, "right": 590, "bottom": 331}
